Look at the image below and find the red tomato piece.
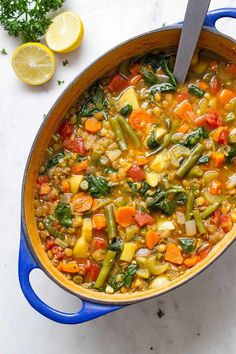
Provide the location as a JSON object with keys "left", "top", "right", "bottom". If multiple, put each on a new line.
{"left": 51, "top": 246, "right": 64, "bottom": 260}
{"left": 91, "top": 237, "right": 107, "bottom": 251}
{"left": 176, "top": 92, "right": 189, "bottom": 103}
{"left": 84, "top": 259, "right": 91, "bottom": 274}
{"left": 211, "top": 210, "right": 221, "bottom": 225}
{"left": 205, "top": 109, "right": 222, "bottom": 129}
{"left": 45, "top": 238, "right": 56, "bottom": 251}
{"left": 59, "top": 121, "right": 74, "bottom": 140}
{"left": 37, "top": 175, "right": 48, "bottom": 185}
{"left": 220, "top": 213, "right": 232, "bottom": 233}
{"left": 217, "top": 130, "right": 229, "bottom": 144}
{"left": 209, "top": 76, "right": 221, "bottom": 94}
{"left": 63, "top": 137, "right": 87, "bottom": 155}
{"left": 198, "top": 246, "right": 212, "bottom": 262}
{"left": 134, "top": 210, "right": 154, "bottom": 227}
{"left": 107, "top": 74, "right": 129, "bottom": 94}
{"left": 194, "top": 115, "right": 207, "bottom": 127}
{"left": 90, "top": 264, "right": 100, "bottom": 281}
{"left": 126, "top": 164, "right": 145, "bottom": 182}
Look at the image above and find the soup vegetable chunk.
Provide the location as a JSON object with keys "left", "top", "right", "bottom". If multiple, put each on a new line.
{"left": 35, "top": 50, "right": 236, "bottom": 294}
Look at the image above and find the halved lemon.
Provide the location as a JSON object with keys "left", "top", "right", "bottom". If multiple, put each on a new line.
{"left": 12, "top": 42, "right": 56, "bottom": 85}
{"left": 45, "top": 11, "right": 84, "bottom": 54}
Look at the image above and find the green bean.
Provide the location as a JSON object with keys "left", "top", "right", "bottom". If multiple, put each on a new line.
{"left": 185, "top": 190, "right": 194, "bottom": 220}
{"left": 176, "top": 143, "right": 205, "bottom": 178}
{"left": 43, "top": 218, "right": 65, "bottom": 240}
{"left": 105, "top": 204, "right": 118, "bottom": 239}
{"left": 147, "top": 119, "right": 179, "bottom": 157}
{"left": 93, "top": 198, "right": 112, "bottom": 211}
{"left": 94, "top": 250, "right": 116, "bottom": 288}
{"left": 193, "top": 209, "right": 206, "bottom": 234}
{"left": 110, "top": 116, "right": 128, "bottom": 151}
{"left": 201, "top": 204, "right": 218, "bottom": 219}
{"left": 117, "top": 115, "right": 141, "bottom": 148}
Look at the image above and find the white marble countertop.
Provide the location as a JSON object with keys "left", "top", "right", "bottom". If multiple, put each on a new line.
{"left": 1, "top": 0, "right": 236, "bottom": 353}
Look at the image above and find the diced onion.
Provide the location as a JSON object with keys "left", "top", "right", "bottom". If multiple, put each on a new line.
{"left": 185, "top": 220, "right": 197, "bottom": 236}
{"left": 136, "top": 248, "right": 151, "bottom": 257}
{"left": 150, "top": 275, "right": 170, "bottom": 289}
{"left": 106, "top": 149, "right": 121, "bottom": 162}
{"left": 176, "top": 212, "right": 186, "bottom": 224}
{"left": 60, "top": 193, "right": 72, "bottom": 203}
{"left": 84, "top": 135, "right": 96, "bottom": 150}
{"left": 158, "top": 220, "right": 175, "bottom": 231}
{"left": 226, "top": 173, "right": 236, "bottom": 189}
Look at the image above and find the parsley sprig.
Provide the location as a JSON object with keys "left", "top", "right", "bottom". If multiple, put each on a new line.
{"left": 0, "top": 0, "right": 65, "bottom": 42}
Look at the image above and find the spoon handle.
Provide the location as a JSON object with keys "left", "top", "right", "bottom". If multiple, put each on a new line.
{"left": 174, "top": 0, "right": 211, "bottom": 84}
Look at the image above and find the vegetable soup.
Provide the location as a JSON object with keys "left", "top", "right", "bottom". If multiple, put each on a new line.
{"left": 34, "top": 49, "right": 236, "bottom": 294}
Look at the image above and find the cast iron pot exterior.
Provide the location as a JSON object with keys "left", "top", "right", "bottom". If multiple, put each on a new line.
{"left": 19, "top": 9, "right": 236, "bottom": 324}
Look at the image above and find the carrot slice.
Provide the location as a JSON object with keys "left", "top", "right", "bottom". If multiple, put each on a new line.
{"left": 129, "top": 74, "right": 142, "bottom": 86}
{"left": 129, "top": 63, "right": 140, "bottom": 76}
{"left": 210, "top": 180, "right": 222, "bottom": 195}
{"left": 219, "top": 89, "right": 235, "bottom": 105}
{"left": 39, "top": 183, "right": 51, "bottom": 195}
{"left": 72, "top": 193, "right": 93, "bottom": 213}
{"left": 85, "top": 118, "right": 102, "bottom": 134}
{"left": 71, "top": 160, "right": 88, "bottom": 174}
{"left": 60, "top": 179, "right": 70, "bottom": 193}
{"left": 146, "top": 230, "right": 160, "bottom": 250}
{"left": 58, "top": 262, "right": 81, "bottom": 273}
{"left": 136, "top": 155, "right": 148, "bottom": 166}
{"left": 129, "top": 108, "right": 153, "bottom": 130}
{"left": 211, "top": 151, "right": 225, "bottom": 168}
{"left": 183, "top": 255, "right": 198, "bottom": 268}
{"left": 92, "top": 214, "right": 106, "bottom": 230}
{"left": 164, "top": 243, "right": 183, "bottom": 265}
{"left": 198, "top": 81, "right": 209, "bottom": 90}
{"left": 115, "top": 206, "right": 136, "bottom": 227}
{"left": 174, "top": 100, "right": 193, "bottom": 121}
{"left": 177, "top": 122, "right": 189, "bottom": 133}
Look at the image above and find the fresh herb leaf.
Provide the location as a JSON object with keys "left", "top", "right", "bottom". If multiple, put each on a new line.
{"left": 227, "top": 145, "right": 236, "bottom": 163}
{"left": 104, "top": 167, "right": 118, "bottom": 174}
{"left": 181, "top": 127, "right": 209, "bottom": 147}
{"left": 157, "top": 308, "right": 164, "bottom": 318}
{"left": 0, "top": 0, "right": 65, "bottom": 42}
{"left": 87, "top": 173, "right": 111, "bottom": 198}
{"left": 197, "top": 155, "right": 209, "bottom": 164}
{"left": 119, "top": 104, "right": 133, "bottom": 116}
{"left": 56, "top": 203, "right": 73, "bottom": 228}
{"left": 63, "top": 59, "right": 69, "bottom": 66}
{"left": 58, "top": 80, "right": 65, "bottom": 85}
{"left": 178, "top": 237, "right": 196, "bottom": 254}
{"left": 108, "top": 238, "right": 122, "bottom": 252}
{"left": 0, "top": 48, "right": 7, "bottom": 55}
{"left": 162, "top": 23, "right": 166, "bottom": 27}
{"left": 45, "top": 152, "right": 65, "bottom": 171}
{"left": 188, "top": 84, "right": 205, "bottom": 97}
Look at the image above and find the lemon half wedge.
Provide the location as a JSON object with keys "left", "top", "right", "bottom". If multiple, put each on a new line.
{"left": 12, "top": 42, "right": 56, "bottom": 85}
{"left": 45, "top": 11, "right": 84, "bottom": 54}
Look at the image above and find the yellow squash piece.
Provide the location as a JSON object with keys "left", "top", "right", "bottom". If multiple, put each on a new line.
{"left": 120, "top": 242, "right": 137, "bottom": 262}
{"left": 146, "top": 172, "right": 159, "bottom": 187}
{"left": 73, "top": 218, "right": 92, "bottom": 258}
{"left": 118, "top": 87, "right": 139, "bottom": 110}
{"left": 11, "top": 42, "right": 56, "bottom": 85}
{"left": 150, "top": 149, "right": 169, "bottom": 172}
{"left": 70, "top": 175, "right": 83, "bottom": 194}
{"left": 46, "top": 11, "right": 84, "bottom": 53}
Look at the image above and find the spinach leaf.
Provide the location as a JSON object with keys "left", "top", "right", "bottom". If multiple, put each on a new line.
{"left": 45, "top": 152, "right": 65, "bottom": 171}
{"left": 128, "top": 181, "right": 138, "bottom": 196}
{"left": 147, "top": 188, "right": 185, "bottom": 215}
{"left": 104, "top": 167, "right": 118, "bottom": 174}
{"left": 149, "top": 83, "right": 176, "bottom": 97}
{"left": 56, "top": 203, "right": 73, "bottom": 228}
{"left": 146, "top": 130, "right": 159, "bottom": 150}
{"left": 108, "top": 238, "right": 123, "bottom": 252}
{"left": 43, "top": 216, "right": 65, "bottom": 240}
{"left": 139, "top": 181, "right": 150, "bottom": 196}
{"left": 87, "top": 173, "right": 111, "bottom": 198}
{"left": 181, "top": 127, "right": 209, "bottom": 147}
{"left": 197, "top": 155, "right": 209, "bottom": 164}
{"left": 109, "top": 264, "right": 138, "bottom": 290}
{"left": 119, "top": 104, "right": 133, "bottom": 116}
{"left": 227, "top": 145, "right": 236, "bottom": 163}
{"left": 140, "top": 66, "right": 158, "bottom": 86}
{"left": 174, "top": 192, "right": 187, "bottom": 205}
{"left": 161, "top": 59, "right": 177, "bottom": 87}
{"left": 178, "top": 237, "right": 196, "bottom": 254}
{"left": 188, "top": 84, "right": 205, "bottom": 97}
{"left": 128, "top": 181, "right": 150, "bottom": 196}
{"left": 78, "top": 83, "right": 107, "bottom": 118}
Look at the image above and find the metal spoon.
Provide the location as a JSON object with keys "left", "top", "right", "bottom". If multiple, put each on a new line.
{"left": 174, "top": 0, "right": 211, "bottom": 84}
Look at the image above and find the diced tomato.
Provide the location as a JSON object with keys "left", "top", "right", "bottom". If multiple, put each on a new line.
{"left": 84, "top": 259, "right": 91, "bottom": 274}
{"left": 90, "top": 264, "right": 100, "bottom": 281}
{"left": 198, "top": 246, "right": 212, "bottom": 262}
{"left": 37, "top": 175, "right": 48, "bottom": 185}
{"left": 39, "top": 183, "right": 51, "bottom": 195}
{"left": 211, "top": 209, "right": 221, "bottom": 225}
{"left": 51, "top": 246, "right": 64, "bottom": 260}
{"left": 194, "top": 115, "right": 207, "bottom": 127}
{"left": 205, "top": 109, "right": 222, "bottom": 129}
{"left": 209, "top": 76, "right": 221, "bottom": 94}
{"left": 220, "top": 213, "right": 232, "bottom": 233}
{"left": 176, "top": 92, "right": 189, "bottom": 103}
{"left": 59, "top": 121, "right": 74, "bottom": 140}
{"left": 126, "top": 164, "right": 145, "bottom": 182}
{"left": 91, "top": 237, "right": 107, "bottom": 251}
{"left": 107, "top": 74, "right": 129, "bottom": 94}
{"left": 45, "top": 238, "right": 56, "bottom": 251}
{"left": 134, "top": 210, "right": 154, "bottom": 227}
{"left": 217, "top": 129, "right": 229, "bottom": 144}
{"left": 63, "top": 137, "right": 87, "bottom": 155}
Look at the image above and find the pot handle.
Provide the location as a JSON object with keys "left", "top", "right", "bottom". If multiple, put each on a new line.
{"left": 204, "top": 8, "right": 236, "bottom": 29}
{"left": 18, "top": 228, "right": 122, "bottom": 324}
